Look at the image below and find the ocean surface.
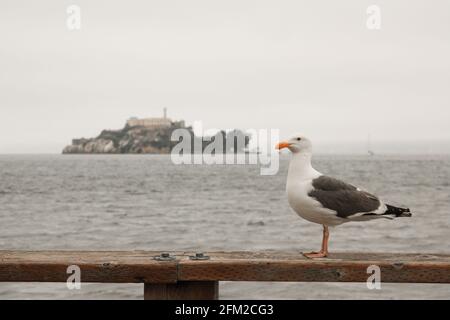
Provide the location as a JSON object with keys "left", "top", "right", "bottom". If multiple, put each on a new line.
{"left": 0, "top": 154, "right": 449, "bottom": 299}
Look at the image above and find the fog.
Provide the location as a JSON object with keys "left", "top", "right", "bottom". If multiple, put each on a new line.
{"left": 1, "top": 0, "right": 449, "bottom": 153}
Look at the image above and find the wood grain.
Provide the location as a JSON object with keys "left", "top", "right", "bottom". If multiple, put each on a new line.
{"left": 1, "top": 250, "right": 449, "bottom": 284}
{"left": 144, "top": 281, "right": 219, "bottom": 300}
{"left": 0, "top": 251, "right": 179, "bottom": 283}
{"left": 178, "top": 251, "right": 450, "bottom": 283}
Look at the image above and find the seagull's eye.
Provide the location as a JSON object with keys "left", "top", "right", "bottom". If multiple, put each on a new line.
{"left": 297, "top": 137, "right": 301, "bottom": 141}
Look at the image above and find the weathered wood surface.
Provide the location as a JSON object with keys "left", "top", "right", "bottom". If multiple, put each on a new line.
{"left": 179, "top": 251, "right": 450, "bottom": 283}
{"left": 0, "top": 251, "right": 179, "bottom": 283}
{"left": 1, "top": 250, "right": 449, "bottom": 284}
{"left": 144, "top": 281, "right": 219, "bottom": 300}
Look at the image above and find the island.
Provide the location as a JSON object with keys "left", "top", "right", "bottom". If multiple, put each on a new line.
{"left": 62, "top": 109, "right": 250, "bottom": 154}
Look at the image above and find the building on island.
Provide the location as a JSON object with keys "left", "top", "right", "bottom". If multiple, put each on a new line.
{"left": 126, "top": 107, "right": 179, "bottom": 128}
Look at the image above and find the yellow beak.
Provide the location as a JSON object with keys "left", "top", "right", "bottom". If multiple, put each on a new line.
{"left": 275, "top": 141, "right": 291, "bottom": 150}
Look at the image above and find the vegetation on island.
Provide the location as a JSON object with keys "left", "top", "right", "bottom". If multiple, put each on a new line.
{"left": 62, "top": 120, "right": 250, "bottom": 154}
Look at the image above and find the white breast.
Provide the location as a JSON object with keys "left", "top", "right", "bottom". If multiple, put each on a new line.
{"left": 285, "top": 153, "right": 346, "bottom": 227}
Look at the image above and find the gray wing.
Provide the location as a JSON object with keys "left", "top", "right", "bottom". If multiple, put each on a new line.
{"left": 308, "top": 176, "right": 381, "bottom": 218}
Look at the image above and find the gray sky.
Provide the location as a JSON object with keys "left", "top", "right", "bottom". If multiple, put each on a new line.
{"left": 1, "top": 0, "right": 449, "bottom": 153}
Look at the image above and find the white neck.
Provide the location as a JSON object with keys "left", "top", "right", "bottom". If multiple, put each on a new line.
{"left": 287, "top": 152, "right": 320, "bottom": 187}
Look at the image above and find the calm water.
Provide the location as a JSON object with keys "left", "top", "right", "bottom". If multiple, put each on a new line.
{"left": 0, "top": 154, "right": 449, "bottom": 299}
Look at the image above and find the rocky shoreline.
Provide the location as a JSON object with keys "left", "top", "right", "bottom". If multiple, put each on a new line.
{"left": 63, "top": 121, "right": 188, "bottom": 154}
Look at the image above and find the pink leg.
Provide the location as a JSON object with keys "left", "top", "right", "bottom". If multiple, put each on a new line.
{"left": 303, "top": 225, "right": 329, "bottom": 258}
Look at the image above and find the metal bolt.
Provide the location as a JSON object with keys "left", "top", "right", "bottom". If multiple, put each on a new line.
{"left": 154, "top": 252, "right": 176, "bottom": 261}
{"left": 189, "top": 252, "right": 210, "bottom": 260}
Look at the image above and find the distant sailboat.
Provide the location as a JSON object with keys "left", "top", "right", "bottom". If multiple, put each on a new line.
{"left": 367, "top": 134, "right": 375, "bottom": 156}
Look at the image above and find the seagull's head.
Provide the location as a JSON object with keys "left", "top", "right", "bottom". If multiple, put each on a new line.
{"left": 276, "top": 135, "right": 312, "bottom": 154}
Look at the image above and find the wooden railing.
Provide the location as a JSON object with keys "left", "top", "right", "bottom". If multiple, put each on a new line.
{"left": 1, "top": 250, "right": 449, "bottom": 299}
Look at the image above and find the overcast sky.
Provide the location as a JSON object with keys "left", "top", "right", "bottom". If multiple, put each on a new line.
{"left": 1, "top": 0, "right": 449, "bottom": 153}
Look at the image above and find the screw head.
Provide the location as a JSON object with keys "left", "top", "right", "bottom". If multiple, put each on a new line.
{"left": 154, "top": 252, "right": 175, "bottom": 261}
{"left": 189, "top": 252, "right": 210, "bottom": 260}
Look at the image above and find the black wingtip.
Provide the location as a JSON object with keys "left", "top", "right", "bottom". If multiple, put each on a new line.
{"left": 385, "top": 204, "right": 412, "bottom": 217}
{"left": 399, "top": 211, "right": 412, "bottom": 217}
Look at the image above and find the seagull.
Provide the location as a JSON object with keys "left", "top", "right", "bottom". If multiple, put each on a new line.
{"left": 276, "top": 135, "right": 412, "bottom": 258}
